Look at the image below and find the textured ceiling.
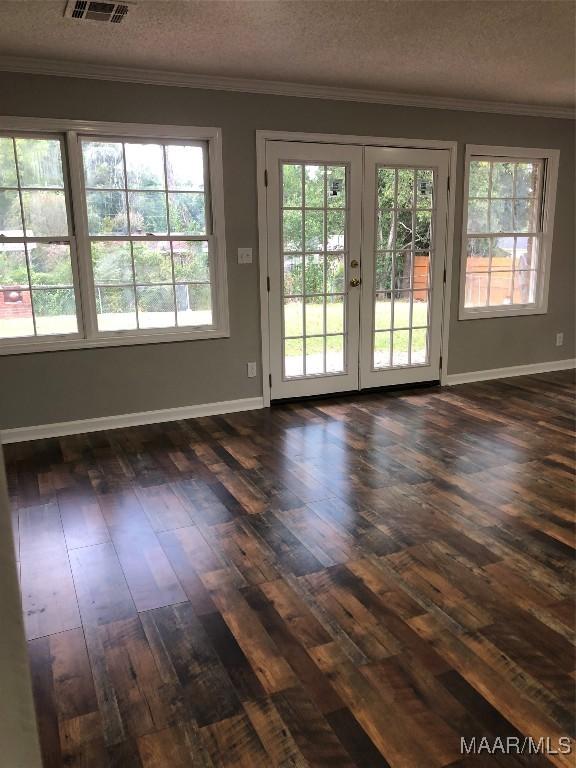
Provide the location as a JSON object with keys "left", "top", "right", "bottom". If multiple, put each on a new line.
{"left": 0, "top": 0, "right": 574, "bottom": 109}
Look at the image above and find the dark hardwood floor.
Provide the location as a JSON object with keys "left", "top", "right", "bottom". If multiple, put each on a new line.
{"left": 5, "top": 371, "right": 575, "bottom": 767}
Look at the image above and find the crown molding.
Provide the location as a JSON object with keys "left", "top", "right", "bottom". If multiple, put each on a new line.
{"left": 0, "top": 55, "right": 573, "bottom": 120}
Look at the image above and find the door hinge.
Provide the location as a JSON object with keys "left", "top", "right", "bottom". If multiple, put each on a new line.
{"left": 266, "top": 276, "right": 270, "bottom": 292}
{"left": 447, "top": 176, "right": 450, "bottom": 192}
{"left": 264, "top": 169, "right": 268, "bottom": 187}
{"left": 443, "top": 267, "right": 447, "bottom": 283}
{"left": 439, "top": 355, "right": 443, "bottom": 370}
{"left": 269, "top": 373, "right": 272, "bottom": 387}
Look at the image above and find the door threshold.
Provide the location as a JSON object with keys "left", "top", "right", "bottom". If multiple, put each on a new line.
{"left": 271, "top": 379, "right": 440, "bottom": 405}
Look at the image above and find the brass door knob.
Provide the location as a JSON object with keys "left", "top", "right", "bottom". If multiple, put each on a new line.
{"left": 350, "top": 277, "right": 361, "bottom": 287}
{"left": 350, "top": 259, "right": 359, "bottom": 268}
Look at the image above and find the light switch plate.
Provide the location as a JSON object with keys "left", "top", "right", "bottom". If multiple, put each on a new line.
{"left": 247, "top": 362, "right": 257, "bottom": 378}
{"left": 238, "top": 247, "right": 253, "bottom": 264}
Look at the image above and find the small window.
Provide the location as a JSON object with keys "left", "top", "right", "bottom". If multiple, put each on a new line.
{"left": 460, "top": 145, "right": 559, "bottom": 319}
{"left": 0, "top": 135, "right": 79, "bottom": 340}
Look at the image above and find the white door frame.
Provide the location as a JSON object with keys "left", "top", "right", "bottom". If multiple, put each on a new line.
{"left": 257, "top": 130, "right": 458, "bottom": 406}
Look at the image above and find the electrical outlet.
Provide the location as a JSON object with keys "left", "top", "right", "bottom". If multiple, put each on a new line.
{"left": 247, "top": 361, "right": 257, "bottom": 378}
{"left": 238, "top": 247, "right": 253, "bottom": 264}
{"left": 556, "top": 332, "right": 564, "bottom": 347}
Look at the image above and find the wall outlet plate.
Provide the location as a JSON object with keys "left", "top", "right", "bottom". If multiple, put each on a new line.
{"left": 247, "top": 361, "right": 257, "bottom": 377}
{"left": 556, "top": 332, "right": 564, "bottom": 346}
{"left": 238, "top": 248, "right": 253, "bottom": 264}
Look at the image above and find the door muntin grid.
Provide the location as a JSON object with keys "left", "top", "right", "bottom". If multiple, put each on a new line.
{"left": 281, "top": 162, "right": 349, "bottom": 380}
{"left": 372, "top": 165, "right": 435, "bottom": 370}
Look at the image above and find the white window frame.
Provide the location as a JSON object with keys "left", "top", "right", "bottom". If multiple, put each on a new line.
{"left": 459, "top": 144, "right": 559, "bottom": 320}
{"left": 0, "top": 117, "right": 229, "bottom": 354}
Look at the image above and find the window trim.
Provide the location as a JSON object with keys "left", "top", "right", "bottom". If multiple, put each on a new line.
{"left": 459, "top": 144, "right": 559, "bottom": 320}
{"left": 0, "top": 117, "right": 229, "bottom": 355}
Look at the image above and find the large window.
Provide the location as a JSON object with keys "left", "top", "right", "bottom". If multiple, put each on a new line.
{"left": 460, "top": 145, "right": 559, "bottom": 319}
{"left": 0, "top": 120, "right": 228, "bottom": 353}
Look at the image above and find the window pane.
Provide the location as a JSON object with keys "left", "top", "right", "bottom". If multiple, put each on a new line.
{"left": 515, "top": 162, "right": 539, "bottom": 197}
{"left": 284, "top": 338, "right": 304, "bottom": 378}
{"left": 129, "top": 191, "right": 168, "bottom": 234}
{"left": 513, "top": 199, "right": 537, "bottom": 232}
{"left": 282, "top": 164, "right": 302, "bottom": 207}
{"left": 396, "top": 169, "right": 414, "bottom": 208}
{"left": 491, "top": 237, "right": 514, "bottom": 271}
{"left": 414, "top": 252, "right": 430, "bottom": 290}
{"left": 491, "top": 162, "right": 514, "bottom": 197}
{"left": 513, "top": 271, "right": 537, "bottom": 304}
{"left": 176, "top": 283, "right": 212, "bottom": 327}
{"left": 15, "top": 138, "right": 64, "bottom": 188}
{"left": 305, "top": 210, "right": 324, "bottom": 251}
{"left": 326, "top": 334, "right": 344, "bottom": 373}
{"left": 166, "top": 145, "right": 205, "bottom": 191}
{"left": 133, "top": 241, "right": 172, "bottom": 283}
{"left": 91, "top": 241, "right": 133, "bottom": 284}
{"left": 136, "top": 285, "right": 175, "bottom": 329}
{"left": 490, "top": 199, "right": 513, "bottom": 233}
{"left": 0, "top": 242, "right": 28, "bottom": 288}
{"left": 21, "top": 190, "right": 68, "bottom": 237}
{"left": 411, "top": 328, "right": 428, "bottom": 365}
{"left": 377, "top": 211, "right": 393, "bottom": 250}
{"left": 468, "top": 161, "right": 489, "bottom": 197}
{"left": 82, "top": 141, "right": 125, "bottom": 188}
{"left": 33, "top": 289, "right": 78, "bottom": 335}
{"left": 0, "top": 289, "right": 34, "bottom": 338}
{"left": 392, "top": 330, "right": 410, "bottom": 366}
{"left": 377, "top": 168, "right": 395, "bottom": 207}
{"left": 305, "top": 336, "right": 324, "bottom": 375}
{"left": 392, "top": 290, "right": 411, "bottom": 328}
{"left": 304, "top": 165, "right": 324, "bottom": 207}
{"left": 87, "top": 190, "right": 128, "bottom": 235}
{"left": 466, "top": 237, "right": 490, "bottom": 271}
{"left": 488, "top": 271, "right": 513, "bottom": 305}
{"left": 375, "top": 294, "right": 392, "bottom": 330}
{"left": 467, "top": 199, "right": 489, "bottom": 233}
{"left": 515, "top": 237, "right": 538, "bottom": 270}
{"left": 374, "top": 331, "right": 391, "bottom": 369}
{"left": 172, "top": 241, "right": 210, "bottom": 283}
{"left": 464, "top": 272, "right": 489, "bottom": 308}
{"left": 284, "top": 254, "right": 303, "bottom": 295}
{"left": 168, "top": 192, "right": 205, "bottom": 234}
{"left": 327, "top": 166, "right": 345, "bottom": 208}
{"left": 394, "top": 250, "right": 413, "bottom": 290}
{"left": 284, "top": 297, "right": 303, "bottom": 337}
{"left": 95, "top": 286, "right": 136, "bottom": 331}
{"left": 304, "top": 254, "right": 323, "bottom": 295}
{"left": 305, "top": 297, "right": 324, "bottom": 336}
{"left": 125, "top": 143, "right": 164, "bottom": 189}
{"left": 283, "top": 210, "right": 302, "bottom": 252}
{"left": 0, "top": 190, "right": 22, "bottom": 234}
{"left": 0, "top": 138, "right": 17, "bottom": 187}
{"left": 326, "top": 254, "right": 345, "bottom": 293}
{"left": 375, "top": 252, "right": 393, "bottom": 292}
{"left": 28, "top": 243, "right": 73, "bottom": 286}
{"left": 327, "top": 210, "right": 345, "bottom": 251}
{"left": 326, "top": 296, "right": 344, "bottom": 334}
{"left": 415, "top": 211, "right": 432, "bottom": 249}
{"left": 395, "top": 210, "right": 412, "bottom": 249}
{"left": 416, "top": 170, "right": 433, "bottom": 208}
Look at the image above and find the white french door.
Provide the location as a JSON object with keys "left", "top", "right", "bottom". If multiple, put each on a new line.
{"left": 265, "top": 140, "right": 450, "bottom": 400}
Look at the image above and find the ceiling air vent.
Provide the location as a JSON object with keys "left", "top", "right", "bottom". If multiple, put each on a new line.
{"left": 64, "top": 1, "right": 132, "bottom": 23}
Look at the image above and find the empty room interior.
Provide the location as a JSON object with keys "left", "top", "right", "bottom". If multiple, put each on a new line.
{"left": 0, "top": 1, "right": 575, "bottom": 766}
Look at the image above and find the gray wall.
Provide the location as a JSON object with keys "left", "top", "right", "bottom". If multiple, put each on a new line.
{"left": 0, "top": 72, "right": 574, "bottom": 430}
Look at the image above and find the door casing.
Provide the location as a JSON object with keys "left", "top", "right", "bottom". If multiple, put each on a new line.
{"left": 257, "top": 131, "right": 458, "bottom": 406}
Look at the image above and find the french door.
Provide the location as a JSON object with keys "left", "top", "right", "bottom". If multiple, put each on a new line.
{"left": 265, "top": 141, "right": 449, "bottom": 399}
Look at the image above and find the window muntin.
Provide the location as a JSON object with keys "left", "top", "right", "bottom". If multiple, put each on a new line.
{"left": 0, "top": 135, "right": 79, "bottom": 340}
{"left": 80, "top": 138, "right": 213, "bottom": 333}
{"left": 463, "top": 156, "right": 546, "bottom": 313}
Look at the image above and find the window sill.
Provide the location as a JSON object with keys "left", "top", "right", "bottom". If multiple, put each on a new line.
{"left": 0, "top": 326, "right": 231, "bottom": 356}
{"left": 458, "top": 305, "right": 547, "bottom": 321}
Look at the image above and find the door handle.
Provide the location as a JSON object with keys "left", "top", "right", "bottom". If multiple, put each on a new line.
{"left": 350, "top": 278, "right": 361, "bottom": 287}
{"left": 350, "top": 259, "right": 359, "bottom": 268}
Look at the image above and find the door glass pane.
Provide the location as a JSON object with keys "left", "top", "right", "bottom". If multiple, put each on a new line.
{"left": 373, "top": 164, "right": 434, "bottom": 369}
{"left": 281, "top": 161, "right": 349, "bottom": 380}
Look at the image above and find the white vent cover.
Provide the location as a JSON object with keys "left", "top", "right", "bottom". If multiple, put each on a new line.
{"left": 64, "top": 1, "right": 133, "bottom": 23}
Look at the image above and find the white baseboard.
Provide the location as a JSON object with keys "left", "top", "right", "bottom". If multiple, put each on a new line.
{"left": 444, "top": 358, "right": 576, "bottom": 386}
{"left": 0, "top": 397, "right": 265, "bottom": 444}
